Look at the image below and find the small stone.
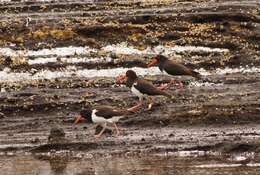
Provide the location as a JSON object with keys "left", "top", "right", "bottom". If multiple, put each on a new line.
{"left": 7, "top": 133, "right": 14, "bottom": 136}
{"left": 0, "top": 112, "right": 5, "bottom": 119}
{"left": 95, "top": 125, "right": 112, "bottom": 135}
{"left": 31, "top": 137, "right": 40, "bottom": 144}
{"left": 234, "top": 135, "right": 241, "bottom": 141}
{"left": 168, "top": 133, "right": 175, "bottom": 137}
{"left": 48, "top": 126, "right": 66, "bottom": 144}
{"left": 49, "top": 127, "right": 65, "bottom": 138}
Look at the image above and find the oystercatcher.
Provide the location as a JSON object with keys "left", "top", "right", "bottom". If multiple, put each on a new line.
{"left": 116, "top": 70, "right": 171, "bottom": 110}
{"left": 147, "top": 55, "right": 201, "bottom": 90}
{"left": 74, "top": 105, "right": 137, "bottom": 138}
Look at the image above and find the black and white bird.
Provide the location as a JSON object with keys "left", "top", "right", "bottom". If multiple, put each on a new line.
{"left": 116, "top": 70, "right": 171, "bottom": 110}
{"left": 147, "top": 55, "right": 202, "bottom": 90}
{"left": 74, "top": 105, "right": 137, "bottom": 138}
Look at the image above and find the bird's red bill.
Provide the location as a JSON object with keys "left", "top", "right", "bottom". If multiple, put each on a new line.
{"left": 147, "top": 58, "right": 158, "bottom": 67}
{"left": 74, "top": 116, "right": 82, "bottom": 124}
{"left": 116, "top": 74, "right": 126, "bottom": 84}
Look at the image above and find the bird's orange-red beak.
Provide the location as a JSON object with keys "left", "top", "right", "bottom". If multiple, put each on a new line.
{"left": 74, "top": 116, "right": 82, "bottom": 124}
{"left": 147, "top": 58, "right": 158, "bottom": 67}
{"left": 116, "top": 74, "right": 126, "bottom": 84}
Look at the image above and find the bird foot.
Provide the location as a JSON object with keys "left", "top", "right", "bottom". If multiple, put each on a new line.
{"left": 158, "top": 83, "right": 170, "bottom": 91}
{"left": 113, "top": 131, "right": 120, "bottom": 137}
{"left": 177, "top": 81, "right": 184, "bottom": 89}
{"left": 147, "top": 103, "right": 153, "bottom": 111}
{"left": 115, "top": 75, "right": 125, "bottom": 84}
{"left": 94, "top": 134, "right": 102, "bottom": 139}
{"left": 158, "top": 80, "right": 179, "bottom": 90}
{"left": 128, "top": 102, "right": 143, "bottom": 112}
{"left": 127, "top": 104, "right": 141, "bottom": 112}
{"left": 177, "top": 82, "right": 184, "bottom": 94}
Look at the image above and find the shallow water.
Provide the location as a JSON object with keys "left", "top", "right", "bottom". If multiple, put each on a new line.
{"left": 0, "top": 65, "right": 259, "bottom": 83}
{"left": 0, "top": 154, "right": 259, "bottom": 175}
{"left": 0, "top": 1, "right": 259, "bottom": 175}
{"left": 0, "top": 43, "right": 228, "bottom": 58}
{"left": 0, "top": 43, "right": 258, "bottom": 83}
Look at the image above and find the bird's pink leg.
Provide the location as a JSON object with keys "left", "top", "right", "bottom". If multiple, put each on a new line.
{"left": 113, "top": 123, "right": 120, "bottom": 136}
{"left": 147, "top": 96, "right": 155, "bottom": 110}
{"left": 158, "top": 80, "right": 177, "bottom": 90}
{"left": 94, "top": 127, "right": 106, "bottom": 139}
{"left": 176, "top": 80, "right": 184, "bottom": 93}
{"left": 127, "top": 103, "right": 141, "bottom": 112}
{"left": 177, "top": 81, "right": 183, "bottom": 89}
{"left": 158, "top": 83, "right": 170, "bottom": 90}
{"left": 129, "top": 98, "right": 143, "bottom": 111}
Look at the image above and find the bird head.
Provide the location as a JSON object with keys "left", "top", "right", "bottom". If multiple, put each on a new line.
{"left": 74, "top": 108, "right": 92, "bottom": 124}
{"left": 116, "top": 70, "right": 138, "bottom": 83}
{"left": 147, "top": 55, "right": 168, "bottom": 67}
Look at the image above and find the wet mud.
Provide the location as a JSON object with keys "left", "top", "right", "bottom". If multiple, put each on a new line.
{"left": 0, "top": 0, "right": 259, "bottom": 174}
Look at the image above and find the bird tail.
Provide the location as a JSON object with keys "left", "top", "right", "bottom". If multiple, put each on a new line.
{"left": 191, "top": 70, "right": 202, "bottom": 80}
{"left": 164, "top": 92, "right": 176, "bottom": 102}
{"left": 162, "top": 91, "right": 175, "bottom": 100}
{"left": 191, "top": 71, "right": 213, "bottom": 82}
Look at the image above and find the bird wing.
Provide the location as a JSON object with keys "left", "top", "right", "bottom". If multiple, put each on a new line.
{"left": 134, "top": 79, "right": 169, "bottom": 96}
{"left": 163, "top": 60, "right": 195, "bottom": 76}
{"left": 95, "top": 106, "right": 126, "bottom": 119}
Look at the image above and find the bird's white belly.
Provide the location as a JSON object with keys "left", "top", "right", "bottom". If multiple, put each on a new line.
{"left": 92, "top": 110, "right": 107, "bottom": 124}
{"left": 107, "top": 116, "right": 123, "bottom": 123}
{"left": 91, "top": 110, "right": 123, "bottom": 125}
{"left": 162, "top": 69, "right": 170, "bottom": 76}
{"left": 131, "top": 85, "right": 144, "bottom": 99}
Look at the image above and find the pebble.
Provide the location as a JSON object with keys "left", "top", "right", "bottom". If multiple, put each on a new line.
{"left": 0, "top": 112, "right": 6, "bottom": 119}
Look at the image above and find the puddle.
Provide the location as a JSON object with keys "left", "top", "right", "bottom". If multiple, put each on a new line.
{"left": 0, "top": 43, "right": 231, "bottom": 72}
{"left": 193, "top": 163, "right": 243, "bottom": 168}
{"left": 0, "top": 46, "right": 95, "bottom": 57}
{"left": 0, "top": 43, "right": 257, "bottom": 84}
{"left": 0, "top": 153, "right": 259, "bottom": 175}
{"left": 103, "top": 43, "right": 229, "bottom": 55}
{"left": 1, "top": 43, "right": 257, "bottom": 85}
{"left": 0, "top": 143, "right": 40, "bottom": 150}
{"left": 188, "top": 81, "right": 223, "bottom": 87}
{"left": 28, "top": 56, "right": 111, "bottom": 65}
{"left": 0, "top": 67, "right": 160, "bottom": 82}
{"left": 0, "top": 43, "right": 228, "bottom": 59}
{"left": 0, "top": 0, "right": 12, "bottom": 2}
{"left": 215, "top": 67, "right": 260, "bottom": 75}
{"left": 0, "top": 65, "right": 259, "bottom": 84}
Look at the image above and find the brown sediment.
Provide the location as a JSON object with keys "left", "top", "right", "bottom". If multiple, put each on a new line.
{"left": 0, "top": 0, "right": 259, "bottom": 159}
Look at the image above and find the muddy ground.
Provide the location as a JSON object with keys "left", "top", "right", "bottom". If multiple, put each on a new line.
{"left": 0, "top": 0, "right": 260, "bottom": 174}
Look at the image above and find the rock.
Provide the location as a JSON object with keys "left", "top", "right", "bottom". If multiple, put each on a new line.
{"left": 95, "top": 125, "right": 113, "bottom": 136}
{"left": 49, "top": 127, "right": 65, "bottom": 138}
{"left": 48, "top": 126, "right": 66, "bottom": 144}
{"left": 0, "top": 112, "right": 5, "bottom": 119}
{"left": 31, "top": 137, "right": 40, "bottom": 144}
{"left": 168, "top": 133, "right": 175, "bottom": 137}
{"left": 0, "top": 86, "right": 6, "bottom": 93}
